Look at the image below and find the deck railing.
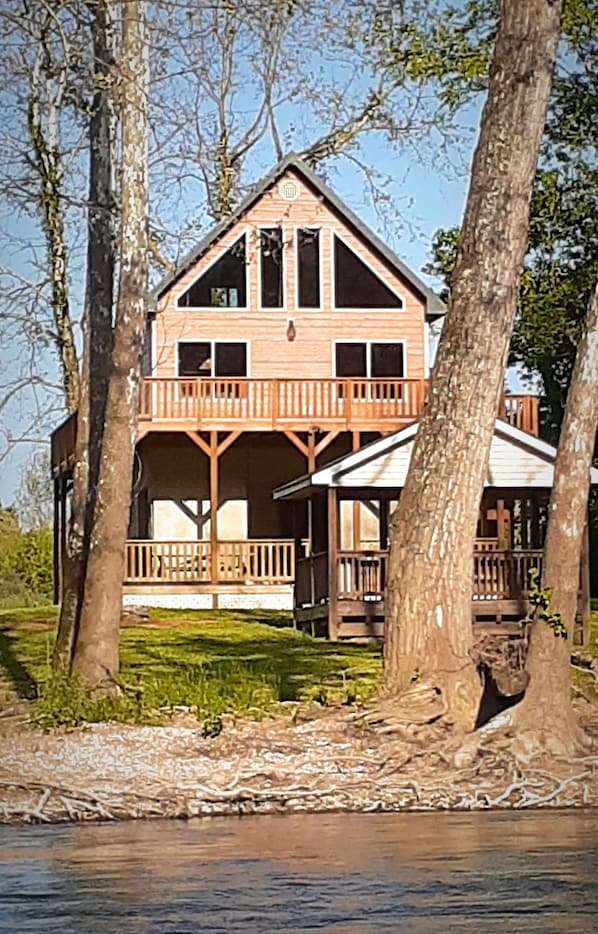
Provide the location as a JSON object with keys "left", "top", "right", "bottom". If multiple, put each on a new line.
{"left": 51, "top": 380, "right": 540, "bottom": 476}
{"left": 297, "top": 547, "right": 545, "bottom": 606}
{"left": 124, "top": 539, "right": 294, "bottom": 585}
{"left": 138, "top": 377, "right": 429, "bottom": 429}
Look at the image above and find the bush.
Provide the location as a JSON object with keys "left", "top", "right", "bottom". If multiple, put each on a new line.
{"left": 0, "top": 508, "right": 53, "bottom": 606}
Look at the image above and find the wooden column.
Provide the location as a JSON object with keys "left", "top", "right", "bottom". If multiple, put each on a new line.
{"left": 580, "top": 519, "right": 591, "bottom": 647}
{"left": 379, "top": 498, "right": 389, "bottom": 550}
{"left": 352, "top": 432, "right": 361, "bottom": 549}
{"left": 52, "top": 476, "right": 60, "bottom": 605}
{"left": 328, "top": 487, "right": 339, "bottom": 641}
{"left": 210, "top": 431, "right": 219, "bottom": 584}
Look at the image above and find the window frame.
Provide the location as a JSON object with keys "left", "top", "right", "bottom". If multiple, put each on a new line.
{"left": 332, "top": 339, "right": 407, "bottom": 380}
{"left": 294, "top": 225, "right": 323, "bottom": 311}
{"left": 331, "top": 231, "right": 406, "bottom": 312}
{"left": 257, "top": 225, "right": 286, "bottom": 311}
{"left": 175, "top": 339, "right": 251, "bottom": 379}
{"left": 174, "top": 228, "right": 250, "bottom": 311}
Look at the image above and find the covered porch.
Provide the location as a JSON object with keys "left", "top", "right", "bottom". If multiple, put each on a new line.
{"left": 273, "top": 420, "right": 593, "bottom": 642}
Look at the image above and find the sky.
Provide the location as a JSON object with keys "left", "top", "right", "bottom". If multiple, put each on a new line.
{"left": 0, "top": 25, "right": 485, "bottom": 508}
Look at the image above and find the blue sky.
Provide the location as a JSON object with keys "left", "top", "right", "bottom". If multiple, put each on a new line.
{"left": 0, "top": 87, "right": 482, "bottom": 507}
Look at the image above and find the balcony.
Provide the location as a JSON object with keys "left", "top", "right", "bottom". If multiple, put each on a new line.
{"left": 137, "top": 378, "right": 539, "bottom": 435}
{"left": 51, "top": 379, "right": 540, "bottom": 477}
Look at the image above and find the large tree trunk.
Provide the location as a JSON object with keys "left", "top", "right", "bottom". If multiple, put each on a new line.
{"left": 71, "top": 0, "right": 148, "bottom": 689}
{"left": 53, "top": 0, "right": 117, "bottom": 672}
{"left": 382, "top": 0, "right": 561, "bottom": 730}
{"left": 513, "top": 281, "right": 598, "bottom": 756}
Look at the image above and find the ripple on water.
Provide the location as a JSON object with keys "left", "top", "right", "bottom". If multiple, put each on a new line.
{"left": 0, "top": 810, "right": 597, "bottom": 933}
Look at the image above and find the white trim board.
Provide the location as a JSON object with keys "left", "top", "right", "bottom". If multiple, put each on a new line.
{"left": 273, "top": 418, "right": 598, "bottom": 499}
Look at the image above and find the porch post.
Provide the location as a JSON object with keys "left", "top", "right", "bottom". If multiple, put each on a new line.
{"left": 352, "top": 431, "right": 361, "bottom": 549}
{"left": 210, "top": 431, "right": 219, "bottom": 584}
{"left": 52, "top": 476, "right": 60, "bottom": 604}
{"left": 328, "top": 487, "right": 339, "bottom": 641}
{"left": 580, "top": 519, "right": 591, "bottom": 647}
{"left": 379, "top": 497, "right": 389, "bottom": 550}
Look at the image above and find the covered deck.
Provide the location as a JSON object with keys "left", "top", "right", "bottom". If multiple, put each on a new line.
{"left": 274, "top": 419, "right": 593, "bottom": 643}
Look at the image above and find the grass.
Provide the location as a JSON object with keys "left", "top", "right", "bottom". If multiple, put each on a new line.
{"left": 0, "top": 606, "right": 382, "bottom": 730}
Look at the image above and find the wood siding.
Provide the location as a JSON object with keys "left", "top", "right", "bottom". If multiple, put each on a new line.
{"left": 153, "top": 169, "right": 427, "bottom": 381}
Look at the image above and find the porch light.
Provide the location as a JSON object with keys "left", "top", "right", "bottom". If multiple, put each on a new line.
{"left": 286, "top": 318, "right": 296, "bottom": 341}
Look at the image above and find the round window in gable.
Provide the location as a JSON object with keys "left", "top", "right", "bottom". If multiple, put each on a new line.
{"left": 279, "top": 179, "right": 299, "bottom": 201}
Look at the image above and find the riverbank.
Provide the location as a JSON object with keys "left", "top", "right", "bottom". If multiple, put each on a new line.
{"left": 1, "top": 607, "right": 597, "bottom": 823}
{"left": 1, "top": 700, "right": 597, "bottom": 823}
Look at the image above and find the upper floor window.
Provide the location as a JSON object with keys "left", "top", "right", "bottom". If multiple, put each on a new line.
{"left": 260, "top": 227, "right": 284, "bottom": 308}
{"left": 177, "top": 235, "right": 246, "bottom": 308}
{"left": 334, "top": 234, "right": 404, "bottom": 309}
{"left": 178, "top": 341, "right": 247, "bottom": 378}
{"left": 297, "top": 228, "right": 320, "bottom": 308}
{"left": 335, "top": 341, "right": 405, "bottom": 379}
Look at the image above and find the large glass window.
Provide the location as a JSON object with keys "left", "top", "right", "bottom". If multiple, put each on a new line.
{"left": 177, "top": 235, "right": 246, "bottom": 308}
{"left": 297, "top": 228, "right": 320, "bottom": 308}
{"left": 335, "top": 342, "right": 404, "bottom": 378}
{"left": 178, "top": 342, "right": 247, "bottom": 377}
{"left": 260, "top": 227, "right": 284, "bottom": 307}
{"left": 334, "top": 235, "right": 403, "bottom": 309}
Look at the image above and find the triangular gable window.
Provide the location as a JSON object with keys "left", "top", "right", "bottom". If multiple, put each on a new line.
{"left": 178, "top": 235, "right": 246, "bottom": 308}
{"left": 334, "top": 235, "right": 403, "bottom": 309}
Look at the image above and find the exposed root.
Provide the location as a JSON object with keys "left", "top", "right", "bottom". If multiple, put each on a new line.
{"left": 0, "top": 704, "right": 597, "bottom": 824}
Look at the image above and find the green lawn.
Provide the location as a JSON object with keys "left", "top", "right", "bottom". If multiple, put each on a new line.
{"left": 0, "top": 606, "right": 382, "bottom": 729}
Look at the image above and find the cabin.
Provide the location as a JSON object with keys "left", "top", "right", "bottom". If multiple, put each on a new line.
{"left": 50, "top": 155, "right": 547, "bottom": 621}
{"left": 274, "top": 420, "right": 596, "bottom": 644}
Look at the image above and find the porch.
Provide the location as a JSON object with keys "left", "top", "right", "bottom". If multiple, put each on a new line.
{"left": 123, "top": 538, "right": 295, "bottom": 610}
{"left": 294, "top": 546, "right": 548, "bottom": 639}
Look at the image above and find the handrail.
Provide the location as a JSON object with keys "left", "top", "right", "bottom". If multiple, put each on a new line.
{"left": 124, "top": 539, "right": 294, "bottom": 584}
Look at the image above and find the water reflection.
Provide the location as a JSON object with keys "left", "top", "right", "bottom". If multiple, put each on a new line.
{"left": 0, "top": 810, "right": 597, "bottom": 932}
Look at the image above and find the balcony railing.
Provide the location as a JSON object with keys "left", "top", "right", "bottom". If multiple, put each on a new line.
{"left": 124, "top": 539, "right": 295, "bottom": 585}
{"left": 138, "top": 377, "right": 429, "bottom": 430}
{"left": 50, "top": 379, "right": 540, "bottom": 475}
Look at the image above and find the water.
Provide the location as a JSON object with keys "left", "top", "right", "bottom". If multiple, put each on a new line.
{"left": 0, "top": 810, "right": 597, "bottom": 933}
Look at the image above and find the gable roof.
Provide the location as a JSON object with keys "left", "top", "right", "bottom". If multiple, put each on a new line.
{"left": 153, "top": 154, "right": 445, "bottom": 319}
{"left": 273, "top": 418, "right": 598, "bottom": 499}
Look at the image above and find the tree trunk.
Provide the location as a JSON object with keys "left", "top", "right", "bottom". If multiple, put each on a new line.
{"left": 71, "top": 0, "right": 148, "bottom": 689}
{"left": 28, "top": 57, "right": 79, "bottom": 412}
{"left": 53, "top": 0, "right": 117, "bottom": 672}
{"left": 382, "top": 0, "right": 561, "bottom": 730}
{"left": 513, "top": 280, "right": 598, "bottom": 756}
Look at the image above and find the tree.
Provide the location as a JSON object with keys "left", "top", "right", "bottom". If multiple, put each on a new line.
{"left": 382, "top": 0, "right": 562, "bottom": 730}
{"left": 70, "top": 0, "right": 149, "bottom": 689}
{"left": 14, "top": 450, "right": 53, "bottom": 532}
{"left": 511, "top": 281, "right": 598, "bottom": 757}
{"left": 423, "top": 1, "right": 598, "bottom": 442}
{"left": 53, "top": 0, "right": 117, "bottom": 671}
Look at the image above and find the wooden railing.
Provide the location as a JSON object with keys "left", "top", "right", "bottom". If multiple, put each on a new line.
{"left": 297, "top": 547, "right": 544, "bottom": 606}
{"left": 472, "top": 549, "right": 543, "bottom": 601}
{"left": 124, "top": 539, "right": 294, "bottom": 584}
{"left": 51, "top": 381, "right": 541, "bottom": 477}
{"left": 501, "top": 394, "right": 539, "bottom": 436}
{"left": 296, "top": 551, "right": 328, "bottom": 607}
{"left": 337, "top": 550, "right": 388, "bottom": 600}
{"left": 51, "top": 412, "right": 77, "bottom": 476}
{"left": 138, "top": 377, "right": 429, "bottom": 430}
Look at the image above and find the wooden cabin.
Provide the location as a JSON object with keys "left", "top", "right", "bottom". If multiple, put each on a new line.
{"left": 273, "top": 420, "right": 596, "bottom": 643}
{"left": 51, "top": 156, "right": 541, "bottom": 613}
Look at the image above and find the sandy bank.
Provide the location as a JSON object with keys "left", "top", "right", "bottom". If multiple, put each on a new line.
{"left": 1, "top": 706, "right": 597, "bottom": 824}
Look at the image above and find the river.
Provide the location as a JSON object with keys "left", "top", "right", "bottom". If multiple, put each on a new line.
{"left": 0, "top": 810, "right": 596, "bottom": 932}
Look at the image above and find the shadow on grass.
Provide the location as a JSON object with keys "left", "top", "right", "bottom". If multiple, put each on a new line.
{"left": 120, "top": 625, "right": 381, "bottom": 704}
{"left": 0, "top": 627, "right": 38, "bottom": 699}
